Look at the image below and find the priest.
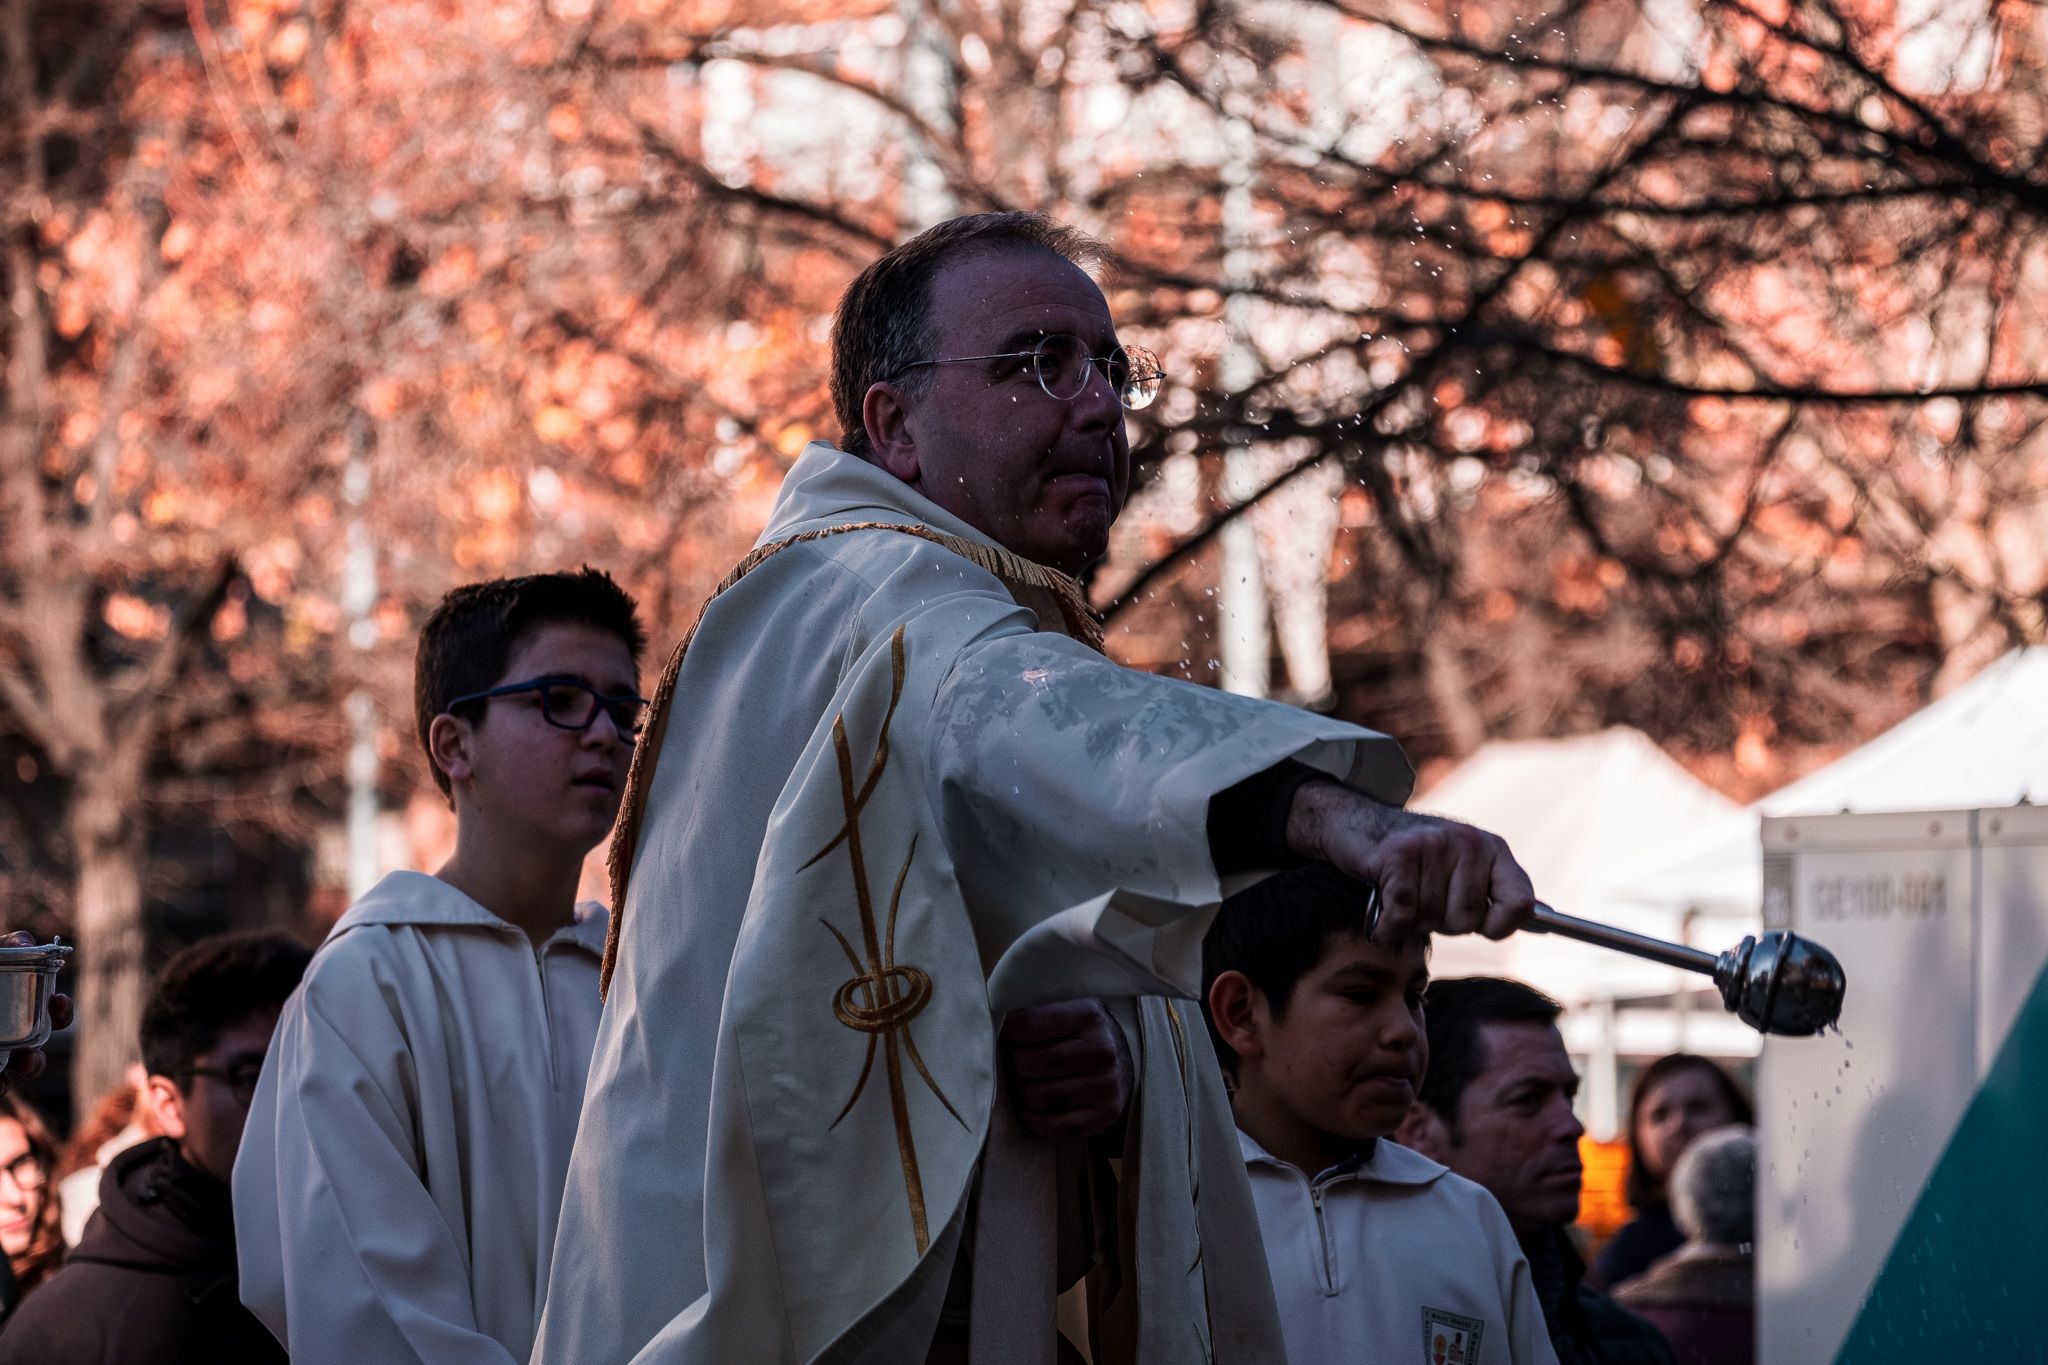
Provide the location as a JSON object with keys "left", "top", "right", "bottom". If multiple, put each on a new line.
{"left": 532, "top": 212, "right": 1535, "bottom": 1365}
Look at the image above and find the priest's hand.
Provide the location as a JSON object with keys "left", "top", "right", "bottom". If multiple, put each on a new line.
{"left": 1287, "top": 781, "right": 1536, "bottom": 945}
{"left": 999, "top": 998, "right": 1133, "bottom": 1143}
{"left": 0, "top": 930, "right": 71, "bottom": 1097}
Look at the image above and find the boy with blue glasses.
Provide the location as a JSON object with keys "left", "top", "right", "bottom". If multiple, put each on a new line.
{"left": 234, "top": 569, "right": 645, "bottom": 1365}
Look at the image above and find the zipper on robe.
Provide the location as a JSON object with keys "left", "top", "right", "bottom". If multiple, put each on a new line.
{"left": 1309, "top": 1181, "right": 1340, "bottom": 1297}
{"left": 492, "top": 918, "right": 588, "bottom": 1091}
{"left": 532, "top": 939, "right": 560, "bottom": 1091}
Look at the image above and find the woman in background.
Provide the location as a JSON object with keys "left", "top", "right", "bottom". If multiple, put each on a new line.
{"left": 0, "top": 1092, "right": 64, "bottom": 1323}
{"left": 1594, "top": 1052, "right": 1753, "bottom": 1290}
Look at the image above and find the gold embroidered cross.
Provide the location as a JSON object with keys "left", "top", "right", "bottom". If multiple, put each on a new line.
{"left": 804, "top": 626, "right": 963, "bottom": 1254}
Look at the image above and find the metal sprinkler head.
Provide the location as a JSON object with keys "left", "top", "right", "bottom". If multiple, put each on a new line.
{"left": 1714, "top": 930, "right": 1847, "bottom": 1037}
{"left": 1524, "top": 904, "right": 1847, "bottom": 1038}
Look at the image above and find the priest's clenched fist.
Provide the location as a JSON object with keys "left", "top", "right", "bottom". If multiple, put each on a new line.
{"left": 1286, "top": 781, "right": 1537, "bottom": 945}
{"left": 999, "top": 997, "right": 1132, "bottom": 1142}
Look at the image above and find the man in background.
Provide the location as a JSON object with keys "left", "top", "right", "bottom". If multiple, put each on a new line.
{"left": 1397, "top": 977, "right": 1675, "bottom": 1365}
{"left": 0, "top": 931, "right": 310, "bottom": 1365}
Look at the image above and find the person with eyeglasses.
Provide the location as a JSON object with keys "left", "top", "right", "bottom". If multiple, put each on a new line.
{"left": 233, "top": 569, "right": 647, "bottom": 1365}
{"left": 535, "top": 213, "right": 1534, "bottom": 1365}
{"left": 0, "top": 931, "right": 311, "bottom": 1365}
{"left": 0, "top": 1092, "right": 61, "bottom": 1330}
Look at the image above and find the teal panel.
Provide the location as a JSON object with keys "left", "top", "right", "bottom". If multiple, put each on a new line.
{"left": 1834, "top": 960, "right": 2048, "bottom": 1363}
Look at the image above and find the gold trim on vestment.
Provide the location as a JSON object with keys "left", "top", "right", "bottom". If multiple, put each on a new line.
{"left": 808, "top": 627, "right": 964, "bottom": 1255}
{"left": 1163, "top": 1001, "right": 1206, "bottom": 1277}
{"left": 600, "top": 519, "right": 1104, "bottom": 996}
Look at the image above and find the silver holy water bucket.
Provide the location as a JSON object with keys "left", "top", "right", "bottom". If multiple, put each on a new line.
{"left": 0, "top": 939, "right": 71, "bottom": 1067}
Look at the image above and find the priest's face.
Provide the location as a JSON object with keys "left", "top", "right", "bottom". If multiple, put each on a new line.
{"left": 882, "top": 248, "right": 1132, "bottom": 574}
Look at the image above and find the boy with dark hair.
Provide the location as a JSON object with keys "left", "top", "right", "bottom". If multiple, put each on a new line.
{"left": 410, "top": 567, "right": 648, "bottom": 802}
{"left": 0, "top": 931, "right": 312, "bottom": 1365}
{"left": 1204, "top": 866, "right": 1556, "bottom": 1365}
{"left": 234, "top": 568, "right": 646, "bottom": 1365}
{"left": 1396, "top": 977, "right": 1675, "bottom": 1365}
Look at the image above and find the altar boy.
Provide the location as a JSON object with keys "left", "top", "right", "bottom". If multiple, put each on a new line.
{"left": 235, "top": 570, "right": 645, "bottom": 1365}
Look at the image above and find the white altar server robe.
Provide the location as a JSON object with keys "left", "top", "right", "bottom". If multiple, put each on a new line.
{"left": 234, "top": 871, "right": 606, "bottom": 1365}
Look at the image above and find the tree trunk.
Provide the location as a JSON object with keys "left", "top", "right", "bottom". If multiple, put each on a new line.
{"left": 1422, "top": 631, "right": 1489, "bottom": 759}
{"left": 67, "top": 780, "right": 148, "bottom": 1128}
{"left": 1408, "top": 574, "right": 1488, "bottom": 758}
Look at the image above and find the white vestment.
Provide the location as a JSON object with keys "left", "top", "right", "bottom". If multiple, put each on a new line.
{"left": 234, "top": 871, "right": 606, "bottom": 1365}
{"left": 532, "top": 442, "right": 1416, "bottom": 1364}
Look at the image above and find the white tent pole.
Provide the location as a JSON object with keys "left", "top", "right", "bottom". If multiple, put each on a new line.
{"left": 1676, "top": 906, "right": 1699, "bottom": 1052}
{"left": 1589, "top": 998, "right": 1621, "bottom": 1142}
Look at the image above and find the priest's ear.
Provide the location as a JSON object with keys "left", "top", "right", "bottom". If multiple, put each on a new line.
{"left": 1206, "top": 970, "right": 1270, "bottom": 1064}
{"left": 861, "top": 380, "right": 923, "bottom": 487}
{"left": 1394, "top": 1101, "right": 1452, "bottom": 1160}
{"left": 427, "top": 712, "right": 478, "bottom": 797}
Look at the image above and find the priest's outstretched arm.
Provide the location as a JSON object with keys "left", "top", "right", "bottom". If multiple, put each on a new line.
{"left": 944, "top": 629, "right": 1533, "bottom": 1160}
{"left": 933, "top": 627, "right": 1535, "bottom": 959}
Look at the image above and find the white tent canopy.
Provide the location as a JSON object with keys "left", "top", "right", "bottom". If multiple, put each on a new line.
{"left": 1606, "top": 646, "right": 2048, "bottom": 916}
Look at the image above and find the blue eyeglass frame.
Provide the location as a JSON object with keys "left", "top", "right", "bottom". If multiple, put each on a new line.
{"left": 444, "top": 676, "right": 649, "bottom": 741}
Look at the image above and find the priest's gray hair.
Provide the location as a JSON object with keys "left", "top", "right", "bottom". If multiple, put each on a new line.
{"left": 831, "top": 212, "right": 1106, "bottom": 459}
{"left": 1669, "top": 1125, "right": 1755, "bottom": 1247}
